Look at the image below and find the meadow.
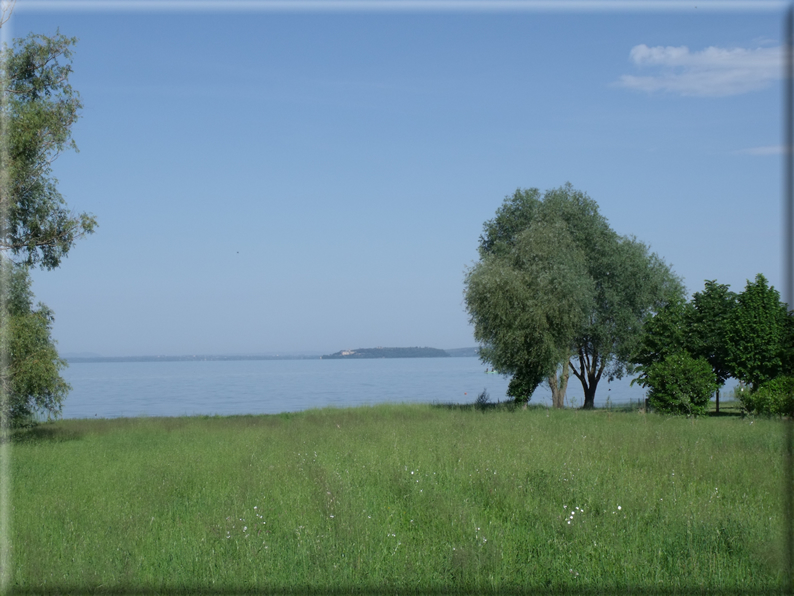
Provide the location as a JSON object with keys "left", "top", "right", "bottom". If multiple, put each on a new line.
{"left": 8, "top": 402, "right": 787, "bottom": 594}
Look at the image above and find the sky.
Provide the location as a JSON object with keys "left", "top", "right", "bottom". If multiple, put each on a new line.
{"left": 5, "top": 1, "right": 786, "bottom": 357}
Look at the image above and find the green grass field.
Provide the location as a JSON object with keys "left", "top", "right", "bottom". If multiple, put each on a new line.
{"left": 8, "top": 402, "right": 788, "bottom": 594}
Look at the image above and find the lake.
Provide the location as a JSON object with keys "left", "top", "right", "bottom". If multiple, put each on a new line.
{"left": 58, "top": 357, "right": 652, "bottom": 420}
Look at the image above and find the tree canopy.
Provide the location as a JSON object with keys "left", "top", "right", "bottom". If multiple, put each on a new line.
{"left": 632, "top": 282, "right": 737, "bottom": 391}
{"left": 689, "top": 280, "right": 736, "bottom": 390}
{"left": 466, "top": 184, "right": 683, "bottom": 409}
{"left": 725, "top": 274, "right": 789, "bottom": 390}
{"left": 1, "top": 31, "right": 96, "bottom": 269}
{"left": 631, "top": 297, "right": 692, "bottom": 377}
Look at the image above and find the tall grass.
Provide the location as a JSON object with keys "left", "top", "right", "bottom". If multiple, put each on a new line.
{"left": 9, "top": 404, "right": 786, "bottom": 594}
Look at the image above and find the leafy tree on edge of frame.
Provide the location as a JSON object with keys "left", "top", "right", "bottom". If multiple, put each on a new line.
{"left": 725, "top": 273, "right": 789, "bottom": 391}
{"left": 0, "top": 30, "right": 96, "bottom": 427}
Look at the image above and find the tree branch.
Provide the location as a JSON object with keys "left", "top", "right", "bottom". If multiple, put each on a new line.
{"left": 595, "top": 354, "right": 607, "bottom": 385}
{"left": 0, "top": 0, "right": 16, "bottom": 30}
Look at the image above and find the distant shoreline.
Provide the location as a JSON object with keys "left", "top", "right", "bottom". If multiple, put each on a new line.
{"left": 64, "top": 354, "right": 323, "bottom": 363}
{"left": 65, "top": 348, "right": 480, "bottom": 364}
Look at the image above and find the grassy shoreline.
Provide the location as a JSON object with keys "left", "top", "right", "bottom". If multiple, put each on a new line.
{"left": 9, "top": 403, "right": 786, "bottom": 594}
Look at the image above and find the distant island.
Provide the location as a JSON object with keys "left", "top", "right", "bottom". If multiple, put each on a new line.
{"left": 322, "top": 347, "right": 450, "bottom": 359}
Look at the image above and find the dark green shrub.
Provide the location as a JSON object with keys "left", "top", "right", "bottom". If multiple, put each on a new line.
{"left": 742, "top": 376, "right": 794, "bottom": 416}
{"left": 646, "top": 351, "right": 718, "bottom": 415}
{"left": 475, "top": 389, "right": 491, "bottom": 410}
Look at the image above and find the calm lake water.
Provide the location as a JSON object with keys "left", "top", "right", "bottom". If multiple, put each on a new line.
{"left": 59, "top": 357, "right": 650, "bottom": 420}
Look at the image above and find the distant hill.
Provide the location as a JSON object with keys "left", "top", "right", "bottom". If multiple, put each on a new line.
{"left": 321, "top": 347, "right": 450, "bottom": 359}
{"left": 60, "top": 352, "right": 103, "bottom": 360}
{"left": 444, "top": 347, "right": 481, "bottom": 357}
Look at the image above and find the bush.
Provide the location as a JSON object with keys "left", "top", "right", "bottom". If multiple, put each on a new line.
{"left": 475, "top": 389, "right": 491, "bottom": 410}
{"left": 742, "top": 376, "right": 794, "bottom": 416}
{"left": 646, "top": 351, "right": 718, "bottom": 415}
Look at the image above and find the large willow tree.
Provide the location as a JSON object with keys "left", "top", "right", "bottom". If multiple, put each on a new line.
{"left": 465, "top": 184, "right": 682, "bottom": 409}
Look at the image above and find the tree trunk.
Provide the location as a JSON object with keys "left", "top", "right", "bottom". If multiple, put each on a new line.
{"left": 715, "top": 387, "right": 720, "bottom": 414}
{"left": 548, "top": 360, "right": 570, "bottom": 409}
{"left": 582, "top": 379, "right": 598, "bottom": 409}
{"left": 570, "top": 348, "right": 604, "bottom": 410}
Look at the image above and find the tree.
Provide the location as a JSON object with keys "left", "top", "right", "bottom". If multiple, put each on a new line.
{"left": 1, "top": 261, "right": 69, "bottom": 427}
{"left": 725, "top": 274, "right": 788, "bottom": 390}
{"left": 467, "top": 184, "right": 683, "bottom": 409}
{"left": 0, "top": 31, "right": 95, "bottom": 427}
{"left": 688, "top": 281, "right": 736, "bottom": 413}
{"left": 632, "top": 280, "right": 738, "bottom": 413}
{"left": 1, "top": 31, "right": 97, "bottom": 268}
{"left": 570, "top": 232, "right": 683, "bottom": 408}
{"left": 782, "top": 307, "right": 794, "bottom": 374}
{"left": 466, "top": 214, "right": 594, "bottom": 406}
{"left": 631, "top": 297, "right": 693, "bottom": 386}
{"left": 633, "top": 275, "right": 793, "bottom": 413}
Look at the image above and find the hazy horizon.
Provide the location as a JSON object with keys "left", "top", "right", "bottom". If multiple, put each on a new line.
{"left": 60, "top": 346, "right": 482, "bottom": 359}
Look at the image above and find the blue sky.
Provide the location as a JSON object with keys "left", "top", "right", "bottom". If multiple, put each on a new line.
{"left": 7, "top": 2, "right": 785, "bottom": 357}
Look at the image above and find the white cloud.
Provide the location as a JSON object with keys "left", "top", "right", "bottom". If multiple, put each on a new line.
{"left": 617, "top": 44, "right": 782, "bottom": 97}
{"left": 733, "top": 145, "right": 787, "bottom": 156}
